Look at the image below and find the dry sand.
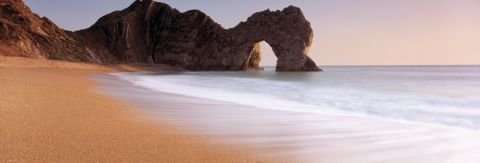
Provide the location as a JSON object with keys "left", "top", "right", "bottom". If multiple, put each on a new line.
{"left": 0, "top": 56, "right": 272, "bottom": 162}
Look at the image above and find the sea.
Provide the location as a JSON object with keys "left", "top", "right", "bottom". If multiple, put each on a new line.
{"left": 98, "top": 66, "right": 480, "bottom": 163}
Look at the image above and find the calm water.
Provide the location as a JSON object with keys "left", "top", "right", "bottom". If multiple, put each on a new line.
{"left": 105, "top": 66, "right": 480, "bottom": 162}
{"left": 116, "top": 66, "right": 480, "bottom": 130}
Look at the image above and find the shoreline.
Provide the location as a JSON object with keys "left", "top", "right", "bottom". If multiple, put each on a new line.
{"left": 0, "top": 57, "right": 274, "bottom": 162}
{"left": 93, "top": 73, "right": 298, "bottom": 160}
{"left": 102, "top": 70, "right": 480, "bottom": 163}
{"left": 3, "top": 56, "right": 480, "bottom": 162}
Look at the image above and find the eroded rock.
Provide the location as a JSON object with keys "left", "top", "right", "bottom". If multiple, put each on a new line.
{"left": 0, "top": 0, "right": 320, "bottom": 71}
{"left": 0, "top": 0, "right": 91, "bottom": 61}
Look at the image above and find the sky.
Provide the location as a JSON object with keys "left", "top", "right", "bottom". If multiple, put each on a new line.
{"left": 25, "top": 0, "right": 480, "bottom": 66}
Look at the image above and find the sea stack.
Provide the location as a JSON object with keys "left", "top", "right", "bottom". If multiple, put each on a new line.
{"left": 0, "top": 0, "right": 320, "bottom": 71}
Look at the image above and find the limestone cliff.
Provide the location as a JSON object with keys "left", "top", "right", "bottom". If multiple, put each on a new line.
{"left": 0, "top": 0, "right": 320, "bottom": 71}
{"left": 0, "top": 0, "right": 92, "bottom": 61}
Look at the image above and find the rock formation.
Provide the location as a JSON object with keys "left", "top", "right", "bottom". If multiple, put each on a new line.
{"left": 0, "top": 0, "right": 320, "bottom": 71}
{"left": 0, "top": 0, "right": 90, "bottom": 61}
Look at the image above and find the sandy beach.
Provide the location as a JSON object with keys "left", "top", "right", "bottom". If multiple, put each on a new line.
{"left": 0, "top": 56, "right": 271, "bottom": 162}
{"left": 3, "top": 56, "right": 480, "bottom": 163}
{"left": 3, "top": 0, "right": 480, "bottom": 162}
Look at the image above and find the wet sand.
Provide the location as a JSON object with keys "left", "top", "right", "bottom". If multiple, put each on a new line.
{"left": 0, "top": 56, "right": 273, "bottom": 162}
{"left": 99, "top": 71, "right": 480, "bottom": 163}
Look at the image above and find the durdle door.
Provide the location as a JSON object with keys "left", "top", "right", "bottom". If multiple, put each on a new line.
{"left": 0, "top": 0, "right": 320, "bottom": 71}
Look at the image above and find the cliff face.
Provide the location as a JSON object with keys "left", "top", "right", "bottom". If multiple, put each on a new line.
{"left": 1, "top": 0, "right": 320, "bottom": 71}
{"left": 0, "top": 0, "right": 91, "bottom": 61}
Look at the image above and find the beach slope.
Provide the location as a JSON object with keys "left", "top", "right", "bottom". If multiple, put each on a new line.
{"left": 0, "top": 57, "right": 267, "bottom": 162}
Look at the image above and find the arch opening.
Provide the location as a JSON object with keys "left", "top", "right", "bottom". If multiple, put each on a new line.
{"left": 259, "top": 41, "right": 277, "bottom": 70}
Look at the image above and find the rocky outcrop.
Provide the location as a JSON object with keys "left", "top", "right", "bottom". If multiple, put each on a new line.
{"left": 0, "top": 0, "right": 320, "bottom": 71}
{"left": 226, "top": 6, "right": 318, "bottom": 71}
{"left": 0, "top": 0, "right": 92, "bottom": 61}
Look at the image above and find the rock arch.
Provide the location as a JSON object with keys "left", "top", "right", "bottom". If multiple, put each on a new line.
{"left": 0, "top": 0, "right": 321, "bottom": 71}
{"left": 75, "top": 0, "right": 321, "bottom": 71}
{"left": 229, "top": 6, "right": 320, "bottom": 71}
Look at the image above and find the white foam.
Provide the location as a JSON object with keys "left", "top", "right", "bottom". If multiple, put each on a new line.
{"left": 104, "top": 70, "right": 480, "bottom": 163}
{"left": 113, "top": 73, "right": 342, "bottom": 114}
{"left": 112, "top": 71, "right": 480, "bottom": 130}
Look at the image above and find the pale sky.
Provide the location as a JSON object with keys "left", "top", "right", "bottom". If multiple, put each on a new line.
{"left": 25, "top": 0, "right": 480, "bottom": 66}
